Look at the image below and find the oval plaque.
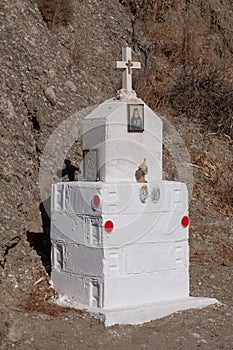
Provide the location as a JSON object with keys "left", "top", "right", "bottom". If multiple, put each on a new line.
{"left": 151, "top": 185, "right": 160, "bottom": 203}
{"left": 139, "top": 185, "right": 148, "bottom": 203}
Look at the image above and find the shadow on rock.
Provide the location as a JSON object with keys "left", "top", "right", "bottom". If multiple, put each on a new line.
{"left": 27, "top": 198, "right": 51, "bottom": 275}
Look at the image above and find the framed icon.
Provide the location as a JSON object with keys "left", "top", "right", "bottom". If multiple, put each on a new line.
{"left": 128, "top": 104, "right": 144, "bottom": 133}
{"left": 83, "top": 149, "right": 99, "bottom": 181}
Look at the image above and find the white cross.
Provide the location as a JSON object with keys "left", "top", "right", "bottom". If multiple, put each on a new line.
{"left": 114, "top": 47, "right": 141, "bottom": 92}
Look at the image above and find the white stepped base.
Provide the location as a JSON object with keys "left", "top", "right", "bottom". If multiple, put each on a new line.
{"left": 89, "top": 297, "right": 219, "bottom": 326}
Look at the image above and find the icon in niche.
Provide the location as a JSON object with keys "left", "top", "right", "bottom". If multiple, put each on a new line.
{"left": 128, "top": 104, "right": 144, "bottom": 132}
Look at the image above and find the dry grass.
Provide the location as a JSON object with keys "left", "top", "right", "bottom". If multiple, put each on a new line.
{"left": 169, "top": 63, "right": 233, "bottom": 137}
{"left": 24, "top": 279, "right": 78, "bottom": 317}
{"left": 190, "top": 146, "right": 233, "bottom": 211}
{"left": 36, "top": 0, "right": 74, "bottom": 31}
{"left": 123, "top": 0, "right": 233, "bottom": 138}
{"left": 121, "top": 1, "right": 233, "bottom": 210}
{"left": 214, "top": 162, "right": 233, "bottom": 207}
{"left": 124, "top": 0, "right": 175, "bottom": 22}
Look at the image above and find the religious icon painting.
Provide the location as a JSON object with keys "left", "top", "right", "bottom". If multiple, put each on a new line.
{"left": 128, "top": 104, "right": 144, "bottom": 133}
{"left": 139, "top": 184, "right": 148, "bottom": 203}
{"left": 83, "top": 149, "right": 99, "bottom": 181}
{"left": 151, "top": 185, "right": 160, "bottom": 203}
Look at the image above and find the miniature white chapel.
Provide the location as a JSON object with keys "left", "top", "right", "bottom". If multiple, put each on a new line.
{"left": 50, "top": 47, "right": 217, "bottom": 326}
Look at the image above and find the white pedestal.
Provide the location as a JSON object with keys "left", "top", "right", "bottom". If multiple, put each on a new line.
{"left": 50, "top": 181, "right": 218, "bottom": 325}
{"left": 91, "top": 297, "right": 218, "bottom": 326}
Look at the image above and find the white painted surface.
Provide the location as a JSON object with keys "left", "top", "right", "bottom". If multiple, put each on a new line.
{"left": 91, "top": 297, "right": 219, "bottom": 326}
{"left": 114, "top": 46, "right": 141, "bottom": 92}
{"left": 51, "top": 271, "right": 98, "bottom": 307}
{"left": 65, "top": 245, "right": 104, "bottom": 277}
{"left": 103, "top": 269, "right": 189, "bottom": 308}
{"left": 124, "top": 241, "right": 188, "bottom": 274}
{"left": 50, "top": 176, "right": 218, "bottom": 325}
{"left": 51, "top": 180, "right": 190, "bottom": 311}
{"left": 82, "top": 98, "right": 163, "bottom": 181}
{"left": 52, "top": 181, "right": 188, "bottom": 215}
{"left": 51, "top": 182, "right": 189, "bottom": 246}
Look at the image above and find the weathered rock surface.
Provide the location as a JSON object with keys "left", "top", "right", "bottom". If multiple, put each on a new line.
{"left": 0, "top": 0, "right": 130, "bottom": 268}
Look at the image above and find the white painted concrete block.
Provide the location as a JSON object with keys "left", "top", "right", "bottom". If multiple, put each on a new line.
{"left": 52, "top": 181, "right": 188, "bottom": 216}
{"left": 51, "top": 213, "right": 83, "bottom": 243}
{"left": 82, "top": 98, "right": 163, "bottom": 182}
{"left": 123, "top": 241, "right": 188, "bottom": 274}
{"left": 51, "top": 182, "right": 189, "bottom": 250}
{"left": 90, "top": 297, "right": 219, "bottom": 326}
{"left": 51, "top": 271, "right": 97, "bottom": 307}
{"left": 101, "top": 268, "right": 189, "bottom": 309}
{"left": 65, "top": 245, "right": 104, "bottom": 277}
{"left": 51, "top": 268, "right": 189, "bottom": 310}
{"left": 101, "top": 212, "right": 188, "bottom": 246}
{"left": 50, "top": 177, "right": 192, "bottom": 318}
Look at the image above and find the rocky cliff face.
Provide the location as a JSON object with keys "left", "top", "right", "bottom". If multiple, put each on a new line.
{"left": 0, "top": 0, "right": 131, "bottom": 268}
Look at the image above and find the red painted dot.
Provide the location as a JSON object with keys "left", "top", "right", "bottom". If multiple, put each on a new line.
{"left": 104, "top": 220, "right": 114, "bottom": 233}
{"left": 181, "top": 216, "right": 190, "bottom": 227}
{"left": 92, "top": 195, "right": 101, "bottom": 208}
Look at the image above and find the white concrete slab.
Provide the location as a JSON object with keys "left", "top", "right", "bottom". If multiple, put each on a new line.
{"left": 90, "top": 297, "right": 219, "bottom": 326}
